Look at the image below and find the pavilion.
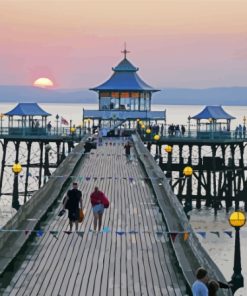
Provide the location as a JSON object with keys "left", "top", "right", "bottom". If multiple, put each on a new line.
{"left": 83, "top": 49, "right": 166, "bottom": 131}
{"left": 191, "top": 105, "right": 235, "bottom": 138}
{"left": 4, "top": 103, "right": 51, "bottom": 135}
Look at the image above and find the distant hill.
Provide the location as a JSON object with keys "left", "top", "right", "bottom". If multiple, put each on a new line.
{"left": 0, "top": 85, "right": 247, "bottom": 106}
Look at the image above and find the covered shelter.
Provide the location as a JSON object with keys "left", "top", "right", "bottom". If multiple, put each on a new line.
{"left": 5, "top": 103, "right": 51, "bottom": 136}
{"left": 84, "top": 48, "right": 165, "bottom": 131}
{"left": 191, "top": 105, "right": 235, "bottom": 138}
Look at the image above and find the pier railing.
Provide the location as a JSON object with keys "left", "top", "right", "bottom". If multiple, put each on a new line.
{"left": 0, "top": 126, "right": 88, "bottom": 140}
{"left": 141, "top": 130, "right": 246, "bottom": 141}
{"left": 133, "top": 132, "right": 232, "bottom": 295}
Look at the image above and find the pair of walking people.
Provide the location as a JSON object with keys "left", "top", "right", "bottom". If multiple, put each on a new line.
{"left": 192, "top": 267, "right": 231, "bottom": 296}
{"left": 62, "top": 183, "right": 109, "bottom": 233}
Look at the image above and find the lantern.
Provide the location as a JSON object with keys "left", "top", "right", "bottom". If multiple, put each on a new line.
{"left": 165, "top": 145, "right": 172, "bottom": 153}
{"left": 12, "top": 163, "right": 22, "bottom": 174}
{"left": 183, "top": 166, "right": 193, "bottom": 177}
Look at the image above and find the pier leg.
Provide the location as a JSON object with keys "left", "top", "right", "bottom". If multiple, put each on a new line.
{"left": 24, "top": 141, "right": 32, "bottom": 203}
{"left": 61, "top": 141, "right": 66, "bottom": 162}
{"left": 44, "top": 143, "right": 51, "bottom": 183}
{"left": 12, "top": 141, "right": 20, "bottom": 210}
{"left": 196, "top": 145, "right": 202, "bottom": 209}
{"left": 0, "top": 140, "right": 8, "bottom": 196}
{"left": 39, "top": 142, "right": 44, "bottom": 188}
{"left": 56, "top": 141, "right": 61, "bottom": 166}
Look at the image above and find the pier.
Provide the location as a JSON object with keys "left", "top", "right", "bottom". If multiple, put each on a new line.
{"left": 0, "top": 135, "right": 231, "bottom": 295}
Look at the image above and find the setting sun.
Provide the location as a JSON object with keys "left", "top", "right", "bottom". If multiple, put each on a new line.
{"left": 33, "top": 77, "right": 54, "bottom": 88}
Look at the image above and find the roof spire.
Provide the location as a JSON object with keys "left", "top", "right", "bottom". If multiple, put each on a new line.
{"left": 121, "top": 42, "right": 130, "bottom": 59}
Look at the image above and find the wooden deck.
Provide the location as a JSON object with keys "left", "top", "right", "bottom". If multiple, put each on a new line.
{"left": 1, "top": 138, "right": 188, "bottom": 296}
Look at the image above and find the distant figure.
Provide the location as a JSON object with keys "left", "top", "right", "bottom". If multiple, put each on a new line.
{"left": 238, "top": 124, "right": 243, "bottom": 138}
{"left": 35, "top": 119, "right": 40, "bottom": 128}
{"left": 235, "top": 126, "right": 239, "bottom": 138}
{"left": 47, "top": 121, "right": 52, "bottom": 133}
{"left": 90, "top": 186, "right": 108, "bottom": 232}
{"left": 63, "top": 182, "right": 83, "bottom": 232}
{"left": 181, "top": 125, "right": 186, "bottom": 136}
{"left": 175, "top": 124, "right": 180, "bottom": 136}
{"left": 192, "top": 267, "right": 209, "bottom": 296}
{"left": 124, "top": 141, "right": 132, "bottom": 162}
{"left": 208, "top": 280, "right": 219, "bottom": 296}
{"left": 243, "top": 125, "right": 246, "bottom": 138}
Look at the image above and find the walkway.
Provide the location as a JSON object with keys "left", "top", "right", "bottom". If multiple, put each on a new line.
{"left": 1, "top": 138, "right": 188, "bottom": 296}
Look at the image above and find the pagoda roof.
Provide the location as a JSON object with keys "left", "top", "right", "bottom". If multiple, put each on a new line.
{"left": 91, "top": 58, "right": 159, "bottom": 92}
{"left": 113, "top": 58, "right": 139, "bottom": 72}
{"left": 5, "top": 103, "right": 51, "bottom": 116}
{"left": 192, "top": 106, "right": 235, "bottom": 120}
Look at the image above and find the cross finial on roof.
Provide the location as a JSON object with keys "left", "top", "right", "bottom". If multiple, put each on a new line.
{"left": 121, "top": 42, "right": 130, "bottom": 59}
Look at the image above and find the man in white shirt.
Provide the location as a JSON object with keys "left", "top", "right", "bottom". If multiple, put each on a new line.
{"left": 192, "top": 267, "right": 209, "bottom": 296}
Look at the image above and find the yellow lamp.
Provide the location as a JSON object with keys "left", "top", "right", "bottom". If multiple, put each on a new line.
{"left": 146, "top": 128, "right": 151, "bottom": 134}
{"left": 12, "top": 163, "right": 22, "bottom": 174}
{"left": 70, "top": 127, "right": 76, "bottom": 133}
{"left": 165, "top": 145, "right": 172, "bottom": 153}
{"left": 136, "top": 118, "right": 140, "bottom": 122}
{"left": 153, "top": 134, "right": 160, "bottom": 141}
{"left": 183, "top": 166, "right": 193, "bottom": 177}
{"left": 229, "top": 211, "right": 246, "bottom": 228}
{"left": 139, "top": 120, "right": 143, "bottom": 125}
{"left": 141, "top": 124, "right": 145, "bottom": 129}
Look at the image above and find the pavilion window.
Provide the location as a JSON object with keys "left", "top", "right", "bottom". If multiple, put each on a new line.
{"left": 120, "top": 92, "right": 130, "bottom": 110}
{"left": 130, "top": 92, "right": 139, "bottom": 110}
{"left": 99, "top": 91, "right": 112, "bottom": 110}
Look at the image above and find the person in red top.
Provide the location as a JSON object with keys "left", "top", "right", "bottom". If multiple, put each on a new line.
{"left": 90, "top": 186, "right": 107, "bottom": 232}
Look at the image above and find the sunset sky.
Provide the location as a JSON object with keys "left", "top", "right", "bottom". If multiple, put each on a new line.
{"left": 1, "top": 0, "right": 247, "bottom": 89}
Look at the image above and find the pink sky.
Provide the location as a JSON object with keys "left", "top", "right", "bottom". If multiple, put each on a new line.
{"left": 0, "top": 0, "right": 247, "bottom": 89}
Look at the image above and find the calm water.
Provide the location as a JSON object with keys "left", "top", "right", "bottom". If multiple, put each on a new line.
{"left": 1, "top": 103, "right": 247, "bottom": 128}
{"left": 0, "top": 102, "right": 247, "bottom": 294}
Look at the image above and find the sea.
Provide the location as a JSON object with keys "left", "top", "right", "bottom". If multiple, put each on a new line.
{"left": 0, "top": 102, "right": 247, "bottom": 295}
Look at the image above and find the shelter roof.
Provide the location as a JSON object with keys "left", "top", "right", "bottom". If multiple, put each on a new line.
{"left": 5, "top": 103, "right": 51, "bottom": 116}
{"left": 91, "top": 58, "right": 159, "bottom": 92}
{"left": 113, "top": 58, "right": 138, "bottom": 72}
{"left": 192, "top": 106, "right": 235, "bottom": 120}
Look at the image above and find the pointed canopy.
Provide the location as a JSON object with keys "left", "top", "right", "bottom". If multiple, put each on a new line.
{"left": 192, "top": 106, "right": 235, "bottom": 120}
{"left": 91, "top": 58, "right": 159, "bottom": 92}
{"left": 5, "top": 103, "right": 51, "bottom": 116}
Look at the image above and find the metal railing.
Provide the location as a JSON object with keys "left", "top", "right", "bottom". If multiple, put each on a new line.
{"left": 0, "top": 126, "right": 88, "bottom": 139}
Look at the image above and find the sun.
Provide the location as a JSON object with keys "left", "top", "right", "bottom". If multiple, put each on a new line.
{"left": 33, "top": 77, "right": 54, "bottom": 88}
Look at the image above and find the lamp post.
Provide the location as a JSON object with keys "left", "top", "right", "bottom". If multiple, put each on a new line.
{"left": 0, "top": 113, "right": 4, "bottom": 134}
{"left": 229, "top": 211, "right": 246, "bottom": 294}
{"left": 56, "top": 114, "right": 59, "bottom": 134}
{"left": 188, "top": 115, "right": 191, "bottom": 137}
{"left": 183, "top": 166, "right": 193, "bottom": 218}
{"left": 44, "top": 144, "right": 51, "bottom": 182}
{"left": 12, "top": 163, "right": 22, "bottom": 210}
{"left": 164, "top": 145, "right": 172, "bottom": 178}
{"left": 243, "top": 116, "right": 246, "bottom": 138}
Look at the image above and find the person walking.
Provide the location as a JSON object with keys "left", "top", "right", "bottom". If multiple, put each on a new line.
{"left": 192, "top": 267, "right": 209, "bottom": 295}
{"left": 90, "top": 186, "right": 108, "bottom": 232}
{"left": 208, "top": 280, "right": 219, "bottom": 296}
{"left": 124, "top": 141, "right": 132, "bottom": 163}
{"left": 63, "top": 182, "right": 83, "bottom": 232}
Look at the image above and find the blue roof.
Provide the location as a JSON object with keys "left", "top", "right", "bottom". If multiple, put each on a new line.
{"left": 91, "top": 58, "right": 159, "bottom": 92}
{"left": 113, "top": 58, "right": 138, "bottom": 72}
{"left": 192, "top": 106, "right": 235, "bottom": 120}
{"left": 5, "top": 103, "right": 51, "bottom": 116}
